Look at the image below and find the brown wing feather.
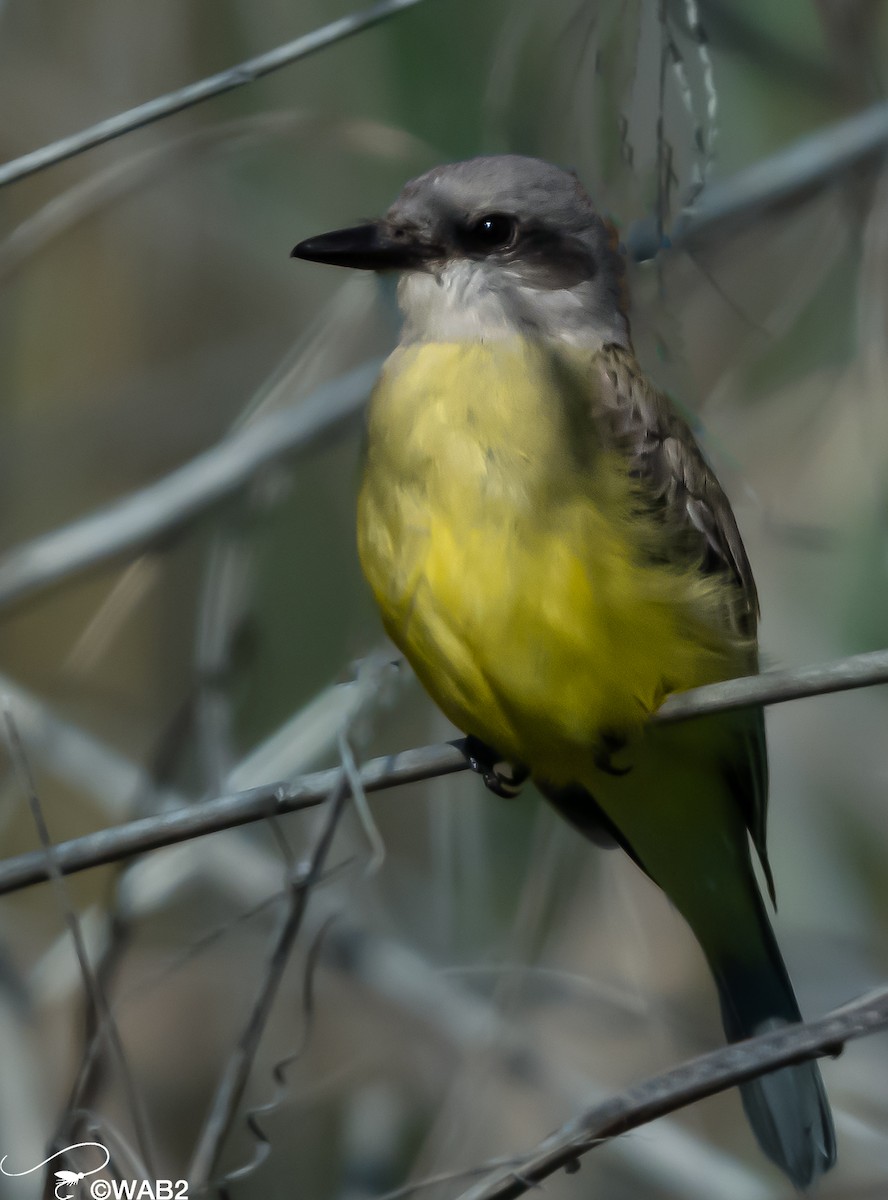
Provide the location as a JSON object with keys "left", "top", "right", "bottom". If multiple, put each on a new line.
{"left": 590, "top": 344, "right": 774, "bottom": 902}
{"left": 593, "top": 344, "right": 758, "bottom": 629}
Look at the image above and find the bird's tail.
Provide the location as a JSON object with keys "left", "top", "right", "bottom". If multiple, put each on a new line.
{"left": 707, "top": 902, "right": 836, "bottom": 1189}
{"left": 563, "top": 714, "right": 836, "bottom": 1187}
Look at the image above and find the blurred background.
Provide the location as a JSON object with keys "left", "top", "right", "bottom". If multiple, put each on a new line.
{"left": 0, "top": 0, "right": 886, "bottom": 1196}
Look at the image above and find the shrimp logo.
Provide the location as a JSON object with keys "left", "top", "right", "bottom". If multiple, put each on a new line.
{"left": 0, "top": 1143, "right": 110, "bottom": 1200}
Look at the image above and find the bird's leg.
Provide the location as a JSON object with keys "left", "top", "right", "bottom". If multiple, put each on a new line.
{"left": 463, "top": 736, "right": 529, "bottom": 798}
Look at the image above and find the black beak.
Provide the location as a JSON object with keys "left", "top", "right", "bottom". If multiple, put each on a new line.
{"left": 291, "top": 222, "right": 426, "bottom": 271}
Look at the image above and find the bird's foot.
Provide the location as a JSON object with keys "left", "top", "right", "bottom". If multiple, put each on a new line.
{"left": 463, "top": 736, "right": 529, "bottom": 798}
{"left": 593, "top": 731, "right": 632, "bottom": 777}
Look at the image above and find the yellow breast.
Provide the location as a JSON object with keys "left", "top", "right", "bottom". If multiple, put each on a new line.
{"left": 357, "top": 339, "right": 736, "bottom": 785}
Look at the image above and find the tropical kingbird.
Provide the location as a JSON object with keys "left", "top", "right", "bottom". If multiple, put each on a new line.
{"left": 292, "top": 155, "right": 835, "bottom": 1186}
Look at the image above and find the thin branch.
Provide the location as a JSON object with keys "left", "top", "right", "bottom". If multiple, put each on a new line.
{"left": 188, "top": 776, "right": 350, "bottom": 1190}
{"left": 0, "top": 0, "right": 426, "bottom": 189}
{"left": 0, "top": 361, "right": 379, "bottom": 612}
{"left": 626, "top": 94, "right": 888, "bottom": 260}
{"left": 652, "top": 647, "right": 888, "bottom": 722}
{"left": 0, "top": 648, "right": 886, "bottom": 898}
{"left": 0, "top": 740, "right": 466, "bottom": 897}
{"left": 454, "top": 987, "right": 888, "bottom": 1200}
{"left": 49, "top": 697, "right": 201, "bottom": 1172}
{"left": 217, "top": 914, "right": 339, "bottom": 1191}
{"left": 1, "top": 707, "right": 159, "bottom": 1178}
{"left": 673, "top": 95, "right": 888, "bottom": 242}
{"left": 684, "top": 0, "right": 718, "bottom": 185}
{"left": 191, "top": 642, "right": 393, "bottom": 1187}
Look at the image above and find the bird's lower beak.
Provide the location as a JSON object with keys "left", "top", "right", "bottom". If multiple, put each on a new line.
{"left": 291, "top": 222, "right": 425, "bottom": 271}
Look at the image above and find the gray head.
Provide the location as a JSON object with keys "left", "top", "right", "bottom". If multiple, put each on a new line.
{"left": 293, "top": 156, "right": 631, "bottom": 350}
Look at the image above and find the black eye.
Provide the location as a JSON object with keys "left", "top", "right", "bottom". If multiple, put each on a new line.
{"left": 464, "top": 213, "right": 518, "bottom": 252}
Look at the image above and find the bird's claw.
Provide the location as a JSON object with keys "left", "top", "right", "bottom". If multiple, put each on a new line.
{"left": 593, "top": 731, "right": 632, "bottom": 777}
{"left": 463, "top": 736, "right": 529, "bottom": 798}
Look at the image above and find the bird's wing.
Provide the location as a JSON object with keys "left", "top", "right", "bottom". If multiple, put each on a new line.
{"left": 591, "top": 343, "right": 772, "bottom": 900}
{"left": 593, "top": 343, "right": 758, "bottom": 628}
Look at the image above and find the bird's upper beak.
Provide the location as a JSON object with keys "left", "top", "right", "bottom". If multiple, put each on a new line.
{"left": 291, "top": 221, "right": 429, "bottom": 272}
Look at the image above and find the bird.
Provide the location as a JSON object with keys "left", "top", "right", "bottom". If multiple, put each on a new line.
{"left": 291, "top": 154, "right": 836, "bottom": 1187}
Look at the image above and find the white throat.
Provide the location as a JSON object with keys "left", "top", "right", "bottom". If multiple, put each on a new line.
{"left": 396, "top": 261, "right": 629, "bottom": 351}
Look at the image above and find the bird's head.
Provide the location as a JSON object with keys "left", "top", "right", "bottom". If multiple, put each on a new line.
{"left": 292, "top": 155, "right": 631, "bottom": 350}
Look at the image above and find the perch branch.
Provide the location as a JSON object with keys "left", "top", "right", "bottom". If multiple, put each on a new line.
{"left": 0, "top": 648, "right": 886, "bottom": 897}
{"left": 455, "top": 987, "right": 888, "bottom": 1200}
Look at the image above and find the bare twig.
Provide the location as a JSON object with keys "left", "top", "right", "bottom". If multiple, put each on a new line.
{"left": 225, "top": 650, "right": 401, "bottom": 793}
{"left": 684, "top": 0, "right": 718, "bottom": 183}
{"left": 673, "top": 95, "right": 888, "bottom": 241}
{"left": 0, "top": 648, "right": 886, "bottom": 897}
{"left": 0, "top": 738, "right": 464, "bottom": 897}
{"left": 50, "top": 697, "right": 202, "bottom": 1172}
{"left": 0, "top": 0, "right": 426, "bottom": 189}
{"left": 1, "top": 707, "right": 158, "bottom": 1178}
{"left": 218, "top": 914, "right": 339, "bottom": 1191}
{"left": 454, "top": 987, "right": 888, "bottom": 1200}
{"left": 626, "top": 93, "right": 888, "bottom": 261}
{"left": 664, "top": 22, "right": 702, "bottom": 194}
{"left": 188, "top": 776, "right": 350, "bottom": 1190}
{"left": 652, "top": 647, "right": 888, "bottom": 722}
{"left": 189, "top": 637, "right": 394, "bottom": 1185}
{"left": 0, "top": 361, "right": 379, "bottom": 612}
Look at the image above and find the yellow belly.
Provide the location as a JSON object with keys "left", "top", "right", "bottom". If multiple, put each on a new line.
{"left": 357, "top": 339, "right": 737, "bottom": 785}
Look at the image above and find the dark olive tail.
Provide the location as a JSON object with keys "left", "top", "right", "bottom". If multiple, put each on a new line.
{"left": 709, "top": 918, "right": 836, "bottom": 1188}
{"left": 544, "top": 758, "right": 836, "bottom": 1187}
